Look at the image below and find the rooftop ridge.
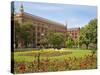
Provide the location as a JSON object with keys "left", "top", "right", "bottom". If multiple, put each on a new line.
{"left": 22, "top": 12, "right": 66, "bottom": 28}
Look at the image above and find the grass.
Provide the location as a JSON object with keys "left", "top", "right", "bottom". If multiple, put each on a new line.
{"left": 13, "top": 48, "right": 97, "bottom": 73}
{"left": 13, "top": 48, "right": 93, "bottom": 62}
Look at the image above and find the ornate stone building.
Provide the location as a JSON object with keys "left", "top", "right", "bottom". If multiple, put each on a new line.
{"left": 14, "top": 4, "right": 67, "bottom": 48}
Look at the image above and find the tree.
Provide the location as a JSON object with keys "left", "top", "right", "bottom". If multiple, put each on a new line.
{"left": 39, "top": 36, "right": 48, "bottom": 48}
{"left": 20, "top": 22, "right": 35, "bottom": 48}
{"left": 14, "top": 20, "right": 21, "bottom": 48}
{"left": 66, "top": 36, "right": 74, "bottom": 48}
{"left": 48, "top": 32, "right": 64, "bottom": 49}
{"left": 89, "top": 19, "right": 97, "bottom": 44}
{"left": 79, "top": 19, "right": 97, "bottom": 49}
{"left": 74, "top": 38, "right": 79, "bottom": 48}
{"left": 14, "top": 21, "right": 35, "bottom": 48}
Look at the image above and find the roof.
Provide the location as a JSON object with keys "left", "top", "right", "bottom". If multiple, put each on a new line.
{"left": 16, "top": 12, "right": 66, "bottom": 28}
{"left": 67, "top": 28, "right": 80, "bottom": 31}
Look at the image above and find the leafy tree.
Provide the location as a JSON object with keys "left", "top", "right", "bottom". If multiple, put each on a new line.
{"left": 14, "top": 20, "right": 21, "bottom": 48}
{"left": 14, "top": 21, "right": 35, "bottom": 48}
{"left": 39, "top": 36, "right": 48, "bottom": 48}
{"left": 89, "top": 19, "right": 97, "bottom": 44}
{"left": 66, "top": 36, "right": 74, "bottom": 48}
{"left": 48, "top": 32, "right": 64, "bottom": 49}
{"left": 20, "top": 22, "right": 35, "bottom": 48}
{"left": 74, "top": 38, "right": 79, "bottom": 48}
{"left": 79, "top": 19, "right": 97, "bottom": 49}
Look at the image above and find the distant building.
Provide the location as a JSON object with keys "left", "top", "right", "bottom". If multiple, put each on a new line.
{"left": 67, "top": 28, "right": 80, "bottom": 40}
{"left": 13, "top": 4, "right": 67, "bottom": 48}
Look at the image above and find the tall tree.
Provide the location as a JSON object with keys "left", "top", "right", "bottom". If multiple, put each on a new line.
{"left": 20, "top": 22, "right": 35, "bottom": 48}
{"left": 79, "top": 19, "right": 97, "bottom": 49}
{"left": 14, "top": 20, "right": 21, "bottom": 48}
{"left": 14, "top": 21, "right": 35, "bottom": 48}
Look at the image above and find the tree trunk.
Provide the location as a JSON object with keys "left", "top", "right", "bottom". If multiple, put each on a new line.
{"left": 86, "top": 44, "right": 89, "bottom": 49}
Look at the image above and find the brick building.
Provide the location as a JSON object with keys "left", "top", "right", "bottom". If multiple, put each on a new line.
{"left": 13, "top": 4, "right": 67, "bottom": 48}
{"left": 67, "top": 28, "right": 80, "bottom": 40}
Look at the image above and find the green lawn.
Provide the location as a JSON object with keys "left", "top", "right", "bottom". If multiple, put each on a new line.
{"left": 13, "top": 48, "right": 93, "bottom": 62}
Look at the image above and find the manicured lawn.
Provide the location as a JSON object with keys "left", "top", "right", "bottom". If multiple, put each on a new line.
{"left": 13, "top": 48, "right": 92, "bottom": 62}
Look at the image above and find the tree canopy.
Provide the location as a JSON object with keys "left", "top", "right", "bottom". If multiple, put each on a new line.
{"left": 14, "top": 21, "right": 35, "bottom": 48}
{"left": 48, "top": 32, "right": 65, "bottom": 49}
{"left": 79, "top": 19, "right": 97, "bottom": 49}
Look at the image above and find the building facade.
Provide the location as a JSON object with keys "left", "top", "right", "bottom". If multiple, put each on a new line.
{"left": 67, "top": 28, "right": 80, "bottom": 40}
{"left": 67, "top": 28, "right": 80, "bottom": 48}
{"left": 14, "top": 4, "right": 67, "bottom": 48}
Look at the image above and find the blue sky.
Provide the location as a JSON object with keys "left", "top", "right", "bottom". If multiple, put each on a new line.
{"left": 14, "top": 1, "right": 97, "bottom": 28}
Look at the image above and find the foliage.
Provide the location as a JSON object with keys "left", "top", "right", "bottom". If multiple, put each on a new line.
{"left": 20, "top": 22, "right": 35, "bottom": 47}
{"left": 79, "top": 19, "right": 97, "bottom": 49}
{"left": 14, "top": 21, "right": 35, "bottom": 48}
{"left": 39, "top": 36, "right": 48, "bottom": 48}
{"left": 48, "top": 32, "right": 65, "bottom": 48}
{"left": 66, "top": 35, "right": 74, "bottom": 48}
{"left": 14, "top": 20, "right": 21, "bottom": 48}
